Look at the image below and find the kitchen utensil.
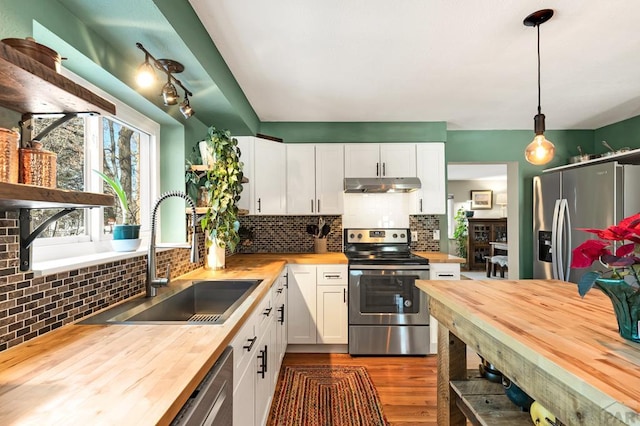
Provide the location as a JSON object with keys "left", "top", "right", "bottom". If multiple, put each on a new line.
{"left": 601, "top": 140, "right": 630, "bottom": 157}
{"left": 568, "top": 146, "right": 595, "bottom": 163}
{"left": 478, "top": 356, "right": 502, "bottom": 383}
{"left": 320, "top": 223, "right": 330, "bottom": 238}
{"left": 317, "top": 217, "right": 325, "bottom": 237}
{"left": 502, "top": 376, "right": 534, "bottom": 411}
{"left": 307, "top": 224, "right": 318, "bottom": 236}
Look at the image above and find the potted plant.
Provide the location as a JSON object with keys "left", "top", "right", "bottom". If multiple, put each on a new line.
{"left": 196, "top": 127, "right": 244, "bottom": 269}
{"left": 453, "top": 207, "right": 468, "bottom": 268}
{"left": 571, "top": 212, "right": 640, "bottom": 342}
{"left": 94, "top": 169, "right": 141, "bottom": 252}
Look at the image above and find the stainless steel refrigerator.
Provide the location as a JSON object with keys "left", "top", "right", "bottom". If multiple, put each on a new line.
{"left": 533, "top": 161, "right": 640, "bottom": 283}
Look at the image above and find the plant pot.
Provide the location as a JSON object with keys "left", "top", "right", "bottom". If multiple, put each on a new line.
{"left": 113, "top": 224, "right": 140, "bottom": 240}
{"left": 595, "top": 278, "right": 640, "bottom": 343}
{"left": 206, "top": 239, "right": 226, "bottom": 270}
{"left": 111, "top": 238, "right": 141, "bottom": 252}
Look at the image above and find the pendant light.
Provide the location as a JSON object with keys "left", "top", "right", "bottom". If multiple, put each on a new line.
{"left": 523, "top": 9, "right": 555, "bottom": 166}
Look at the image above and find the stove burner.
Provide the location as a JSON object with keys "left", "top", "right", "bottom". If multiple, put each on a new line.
{"left": 343, "top": 228, "right": 429, "bottom": 266}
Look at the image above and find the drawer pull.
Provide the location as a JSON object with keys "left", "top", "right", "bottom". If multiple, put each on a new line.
{"left": 324, "top": 274, "right": 342, "bottom": 279}
{"left": 438, "top": 274, "right": 455, "bottom": 278}
{"left": 263, "top": 307, "right": 273, "bottom": 317}
{"left": 277, "top": 287, "right": 283, "bottom": 294}
{"left": 243, "top": 336, "right": 257, "bottom": 352}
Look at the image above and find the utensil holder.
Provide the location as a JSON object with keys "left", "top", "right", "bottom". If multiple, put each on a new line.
{"left": 314, "top": 238, "right": 327, "bottom": 254}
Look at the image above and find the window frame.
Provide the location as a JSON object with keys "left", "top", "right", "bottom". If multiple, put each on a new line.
{"left": 32, "top": 69, "right": 160, "bottom": 263}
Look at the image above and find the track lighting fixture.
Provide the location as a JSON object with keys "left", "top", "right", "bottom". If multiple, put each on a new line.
{"left": 523, "top": 9, "right": 555, "bottom": 165}
{"left": 135, "top": 42, "right": 195, "bottom": 118}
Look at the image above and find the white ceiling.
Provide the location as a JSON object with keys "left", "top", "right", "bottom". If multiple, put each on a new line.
{"left": 189, "top": 0, "right": 640, "bottom": 130}
{"left": 448, "top": 164, "right": 507, "bottom": 181}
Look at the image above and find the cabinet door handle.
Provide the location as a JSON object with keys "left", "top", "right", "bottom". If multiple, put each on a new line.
{"left": 278, "top": 304, "right": 285, "bottom": 324}
{"left": 420, "top": 198, "right": 423, "bottom": 213}
{"left": 343, "top": 288, "right": 346, "bottom": 303}
{"left": 243, "top": 336, "right": 257, "bottom": 352}
{"left": 257, "top": 347, "right": 267, "bottom": 378}
{"left": 263, "top": 345, "right": 268, "bottom": 373}
{"left": 284, "top": 273, "right": 288, "bottom": 288}
{"left": 263, "top": 307, "right": 273, "bottom": 317}
{"left": 317, "top": 199, "right": 320, "bottom": 213}
{"left": 382, "top": 162, "right": 386, "bottom": 176}
{"left": 277, "top": 287, "right": 283, "bottom": 294}
{"left": 257, "top": 198, "right": 262, "bottom": 213}
{"left": 376, "top": 162, "right": 379, "bottom": 176}
{"left": 311, "top": 199, "right": 314, "bottom": 213}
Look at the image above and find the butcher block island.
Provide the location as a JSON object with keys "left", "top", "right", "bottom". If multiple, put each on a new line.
{"left": 417, "top": 279, "right": 640, "bottom": 426}
{"left": 0, "top": 253, "right": 346, "bottom": 426}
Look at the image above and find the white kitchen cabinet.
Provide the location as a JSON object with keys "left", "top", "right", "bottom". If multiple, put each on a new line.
{"left": 344, "top": 143, "right": 416, "bottom": 178}
{"left": 287, "top": 265, "right": 317, "bottom": 344}
{"left": 428, "top": 262, "right": 461, "bottom": 354}
{"left": 273, "top": 270, "right": 287, "bottom": 378}
{"left": 411, "top": 142, "right": 446, "bottom": 214}
{"left": 236, "top": 136, "right": 252, "bottom": 213}
{"left": 254, "top": 317, "right": 275, "bottom": 426}
{"left": 316, "top": 285, "right": 348, "bottom": 344}
{"left": 254, "top": 137, "right": 286, "bottom": 214}
{"left": 286, "top": 144, "right": 343, "bottom": 215}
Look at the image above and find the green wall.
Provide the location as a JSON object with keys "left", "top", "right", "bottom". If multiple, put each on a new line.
{"left": 594, "top": 115, "right": 640, "bottom": 155}
{"left": 446, "top": 129, "right": 593, "bottom": 278}
{"left": 259, "top": 122, "right": 447, "bottom": 142}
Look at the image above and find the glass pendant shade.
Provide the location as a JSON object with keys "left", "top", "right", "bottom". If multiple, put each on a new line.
{"left": 136, "top": 59, "right": 156, "bottom": 87}
{"left": 525, "top": 134, "right": 555, "bottom": 165}
{"left": 179, "top": 98, "right": 194, "bottom": 119}
{"left": 162, "top": 81, "right": 179, "bottom": 106}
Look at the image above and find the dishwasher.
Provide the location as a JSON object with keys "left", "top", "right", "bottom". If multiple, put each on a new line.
{"left": 171, "top": 346, "right": 233, "bottom": 426}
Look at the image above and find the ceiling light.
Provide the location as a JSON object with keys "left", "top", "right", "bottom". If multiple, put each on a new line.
{"left": 135, "top": 43, "right": 194, "bottom": 118}
{"left": 162, "top": 75, "right": 178, "bottom": 106}
{"left": 136, "top": 54, "right": 156, "bottom": 87}
{"left": 180, "top": 92, "right": 195, "bottom": 119}
{"left": 523, "top": 9, "right": 555, "bottom": 166}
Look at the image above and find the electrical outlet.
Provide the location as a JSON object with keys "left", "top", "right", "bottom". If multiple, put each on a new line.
{"left": 411, "top": 231, "right": 418, "bottom": 241}
{"left": 433, "top": 230, "right": 440, "bottom": 241}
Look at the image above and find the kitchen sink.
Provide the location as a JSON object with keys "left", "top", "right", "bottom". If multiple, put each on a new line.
{"left": 80, "top": 279, "right": 262, "bottom": 325}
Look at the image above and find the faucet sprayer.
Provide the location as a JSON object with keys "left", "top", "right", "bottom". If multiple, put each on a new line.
{"left": 146, "top": 191, "right": 199, "bottom": 297}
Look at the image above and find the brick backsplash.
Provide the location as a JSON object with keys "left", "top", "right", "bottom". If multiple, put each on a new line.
{"left": 0, "top": 210, "right": 439, "bottom": 353}
{"left": 0, "top": 211, "right": 205, "bottom": 353}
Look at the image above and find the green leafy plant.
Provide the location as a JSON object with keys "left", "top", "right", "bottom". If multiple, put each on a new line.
{"left": 94, "top": 169, "right": 138, "bottom": 224}
{"left": 571, "top": 212, "right": 640, "bottom": 296}
{"left": 453, "top": 207, "right": 468, "bottom": 264}
{"left": 198, "top": 127, "right": 244, "bottom": 252}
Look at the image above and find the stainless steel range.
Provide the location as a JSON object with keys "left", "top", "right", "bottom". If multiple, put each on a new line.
{"left": 344, "top": 228, "right": 430, "bottom": 355}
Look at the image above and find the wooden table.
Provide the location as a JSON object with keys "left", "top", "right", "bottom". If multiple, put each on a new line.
{"left": 416, "top": 279, "right": 640, "bottom": 426}
{"left": 489, "top": 241, "right": 508, "bottom": 255}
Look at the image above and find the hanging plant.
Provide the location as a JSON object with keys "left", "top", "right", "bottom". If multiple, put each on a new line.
{"left": 198, "top": 127, "right": 244, "bottom": 253}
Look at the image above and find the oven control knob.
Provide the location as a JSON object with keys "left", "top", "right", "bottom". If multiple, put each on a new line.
{"left": 393, "top": 233, "right": 398, "bottom": 238}
{"left": 349, "top": 233, "right": 355, "bottom": 239}
{"left": 400, "top": 233, "right": 406, "bottom": 238}
{"left": 357, "top": 233, "right": 363, "bottom": 239}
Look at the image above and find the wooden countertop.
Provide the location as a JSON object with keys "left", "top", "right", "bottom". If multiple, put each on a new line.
{"left": 413, "top": 251, "right": 465, "bottom": 264}
{"left": 417, "top": 278, "right": 640, "bottom": 425}
{"left": 0, "top": 253, "right": 343, "bottom": 426}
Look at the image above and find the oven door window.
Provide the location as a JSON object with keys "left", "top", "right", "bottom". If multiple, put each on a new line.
{"left": 360, "top": 274, "right": 420, "bottom": 314}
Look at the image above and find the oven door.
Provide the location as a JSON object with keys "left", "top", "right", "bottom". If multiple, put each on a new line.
{"left": 349, "top": 265, "right": 429, "bottom": 325}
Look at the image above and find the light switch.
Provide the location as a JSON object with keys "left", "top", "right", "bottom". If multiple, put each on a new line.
{"left": 411, "top": 231, "right": 418, "bottom": 241}
{"left": 433, "top": 230, "right": 440, "bottom": 241}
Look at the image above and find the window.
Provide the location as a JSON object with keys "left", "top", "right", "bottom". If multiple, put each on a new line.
{"left": 32, "top": 70, "right": 159, "bottom": 263}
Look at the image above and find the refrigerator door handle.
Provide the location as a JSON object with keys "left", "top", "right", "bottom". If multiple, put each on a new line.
{"left": 551, "top": 199, "right": 562, "bottom": 280}
{"left": 562, "top": 199, "right": 572, "bottom": 282}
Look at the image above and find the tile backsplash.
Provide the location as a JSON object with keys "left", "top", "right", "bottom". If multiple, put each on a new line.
{"left": 0, "top": 210, "right": 439, "bottom": 353}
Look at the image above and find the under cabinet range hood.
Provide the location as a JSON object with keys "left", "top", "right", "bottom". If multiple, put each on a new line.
{"left": 343, "top": 177, "right": 421, "bottom": 193}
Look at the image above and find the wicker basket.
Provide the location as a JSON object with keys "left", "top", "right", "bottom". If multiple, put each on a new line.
{"left": 19, "top": 141, "right": 56, "bottom": 188}
{"left": 0, "top": 128, "right": 19, "bottom": 183}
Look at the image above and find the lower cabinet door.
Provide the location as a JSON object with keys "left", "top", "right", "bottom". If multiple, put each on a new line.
{"left": 316, "top": 285, "right": 348, "bottom": 344}
{"left": 287, "top": 265, "right": 317, "bottom": 344}
{"left": 255, "top": 319, "right": 276, "bottom": 426}
{"left": 233, "top": 360, "right": 256, "bottom": 426}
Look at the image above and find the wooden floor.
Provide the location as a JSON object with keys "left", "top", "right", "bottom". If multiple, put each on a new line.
{"left": 274, "top": 353, "right": 439, "bottom": 425}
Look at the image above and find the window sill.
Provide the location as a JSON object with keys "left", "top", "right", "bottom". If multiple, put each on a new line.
{"left": 32, "top": 246, "right": 148, "bottom": 276}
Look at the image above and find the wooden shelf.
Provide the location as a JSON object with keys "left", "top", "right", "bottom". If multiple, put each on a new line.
{"left": 0, "top": 182, "right": 113, "bottom": 209}
{"left": 0, "top": 42, "right": 115, "bottom": 115}
{"left": 450, "top": 376, "right": 531, "bottom": 426}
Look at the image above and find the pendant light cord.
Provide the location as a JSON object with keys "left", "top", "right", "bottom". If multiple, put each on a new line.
{"left": 537, "top": 24, "right": 541, "bottom": 115}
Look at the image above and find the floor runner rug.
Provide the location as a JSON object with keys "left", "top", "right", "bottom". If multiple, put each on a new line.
{"left": 268, "top": 365, "right": 388, "bottom": 426}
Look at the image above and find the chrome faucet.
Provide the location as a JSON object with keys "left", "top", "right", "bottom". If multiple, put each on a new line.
{"left": 146, "top": 191, "right": 199, "bottom": 297}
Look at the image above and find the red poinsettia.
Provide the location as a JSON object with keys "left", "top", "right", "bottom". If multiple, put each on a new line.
{"left": 571, "top": 212, "right": 640, "bottom": 296}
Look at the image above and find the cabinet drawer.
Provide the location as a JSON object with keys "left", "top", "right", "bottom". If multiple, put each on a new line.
{"left": 230, "top": 313, "right": 257, "bottom": 388}
{"left": 429, "top": 263, "right": 461, "bottom": 280}
{"left": 316, "top": 264, "right": 347, "bottom": 285}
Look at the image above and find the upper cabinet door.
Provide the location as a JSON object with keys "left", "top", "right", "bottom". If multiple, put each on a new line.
{"left": 254, "top": 138, "right": 286, "bottom": 214}
{"left": 344, "top": 143, "right": 380, "bottom": 178}
{"left": 286, "top": 144, "right": 316, "bottom": 214}
{"left": 236, "top": 136, "right": 253, "bottom": 213}
{"left": 380, "top": 143, "right": 417, "bottom": 177}
{"left": 411, "top": 143, "right": 446, "bottom": 214}
{"left": 315, "top": 144, "right": 344, "bottom": 215}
